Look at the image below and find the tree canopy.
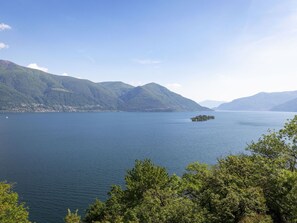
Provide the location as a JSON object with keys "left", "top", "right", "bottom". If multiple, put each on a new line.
{"left": 0, "top": 182, "right": 31, "bottom": 223}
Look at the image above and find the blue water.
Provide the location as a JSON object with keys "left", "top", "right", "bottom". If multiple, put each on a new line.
{"left": 0, "top": 111, "right": 295, "bottom": 223}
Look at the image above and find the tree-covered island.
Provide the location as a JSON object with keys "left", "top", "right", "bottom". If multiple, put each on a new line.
{"left": 191, "top": 115, "right": 215, "bottom": 122}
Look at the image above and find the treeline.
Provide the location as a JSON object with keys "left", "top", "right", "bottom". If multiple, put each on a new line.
{"left": 191, "top": 115, "right": 215, "bottom": 122}
{"left": 1, "top": 117, "right": 297, "bottom": 223}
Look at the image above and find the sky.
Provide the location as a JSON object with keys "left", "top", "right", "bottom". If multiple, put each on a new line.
{"left": 1, "top": 0, "right": 297, "bottom": 102}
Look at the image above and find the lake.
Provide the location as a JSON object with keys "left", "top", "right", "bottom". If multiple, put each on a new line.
{"left": 0, "top": 111, "right": 295, "bottom": 223}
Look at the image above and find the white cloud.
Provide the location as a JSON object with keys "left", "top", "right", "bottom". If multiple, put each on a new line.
{"left": 133, "top": 59, "right": 161, "bottom": 65}
{"left": 62, "top": 72, "right": 69, "bottom": 76}
{"left": 0, "top": 23, "right": 11, "bottom": 31}
{"left": 0, "top": 42, "right": 9, "bottom": 49}
{"left": 27, "top": 63, "right": 48, "bottom": 72}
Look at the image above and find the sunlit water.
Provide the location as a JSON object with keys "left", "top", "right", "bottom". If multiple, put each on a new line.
{"left": 0, "top": 111, "right": 295, "bottom": 223}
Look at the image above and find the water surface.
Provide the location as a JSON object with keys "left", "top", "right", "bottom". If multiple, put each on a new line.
{"left": 0, "top": 111, "right": 295, "bottom": 223}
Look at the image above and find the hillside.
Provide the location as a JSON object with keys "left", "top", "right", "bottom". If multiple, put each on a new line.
{"left": 0, "top": 60, "right": 209, "bottom": 112}
{"left": 216, "top": 91, "right": 297, "bottom": 111}
{"left": 271, "top": 97, "right": 297, "bottom": 112}
{"left": 119, "top": 83, "right": 205, "bottom": 112}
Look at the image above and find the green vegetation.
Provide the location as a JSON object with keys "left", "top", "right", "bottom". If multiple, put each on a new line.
{"left": 0, "top": 60, "right": 208, "bottom": 112}
{"left": 65, "top": 209, "right": 81, "bottom": 223}
{"left": 0, "top": 182, "right": 31, "bottom": 223}
{"left": 191, "top": 115, "right": 215, "bottom": 122}
{"left": 2, "top": 116, "right": 297, "bottom": 223}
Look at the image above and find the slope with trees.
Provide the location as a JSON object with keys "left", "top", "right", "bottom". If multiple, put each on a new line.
{"left": 0, "top": 60, "right": 208, "bottom": 112}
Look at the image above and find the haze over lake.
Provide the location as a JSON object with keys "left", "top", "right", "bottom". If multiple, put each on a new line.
{"left": 0, "top": 111, "right": 295, "bottom": 223}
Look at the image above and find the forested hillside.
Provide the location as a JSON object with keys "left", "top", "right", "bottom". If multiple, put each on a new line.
{"left": 0, "top": 60, "right": 208, "bottom": 112}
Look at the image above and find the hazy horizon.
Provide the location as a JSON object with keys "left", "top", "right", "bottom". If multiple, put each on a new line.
{"left": 1, "top": 0, "right": 297, "bottom": 102}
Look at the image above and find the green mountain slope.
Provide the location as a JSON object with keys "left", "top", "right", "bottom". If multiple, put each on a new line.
{"left": 120, "top": 83, "right": 209, "bottom": 111}
{"left": 0, "top": 60, "right": 119, "bottom": 111}
{"left": 0, "top": 60, "right": 208, "bottom": 112}
{"left": 217, "top": 91, "right": 297, "bottom": 111}
{"left": 98, "top": 81, "right": 133, "bottom": 97}
{"left": 119, "top": 83, "right": 209, "bottom": 111}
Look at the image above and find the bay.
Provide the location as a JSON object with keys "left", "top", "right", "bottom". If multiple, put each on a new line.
{"left": 0, "top": 111, "right": 295, "bottom": 223}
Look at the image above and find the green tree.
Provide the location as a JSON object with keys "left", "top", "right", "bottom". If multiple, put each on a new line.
{"left": 82, "top": 159, "right": 205, "bottom": 223}
{"left": 247, "top": 116, "right": 297, "bottom": 222}
{"left": 183, "top": 156, "right": 272, "bottom": 223}
{"left": 0, "top": 182, "right": 31, "bottom": 223}
{"left": 64, "top": 209, "right": 81, "bottom": 223}
{"left": 84, "top": 199, "right": 105, "bottom": 223}
{"left": 125, "top": 159, "right": 170, "bottom": 203}
{"left": 136, "top": 185, "right": 205, "bottom": 223}
{"left": 248, "top": 116, "right": 297, "bottom": 171}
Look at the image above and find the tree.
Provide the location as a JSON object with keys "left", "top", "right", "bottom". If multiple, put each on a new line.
{"left": 183, "top": 156, "right": 272, "bottom": 223}
{"left": 125, "top": 159, "right": 170, "bottom": 203}
{"left": 0, "top": 182, "right": 31, "bottom": 223}
{"left": 82, "top": 159, "right": 205, "bottom": 223}
{"left": 64, "top": 209, "right": 81, "bottom": 223}
{"left": 84, "top": 199, "right": 105, "bottom": 223}
{"left": 248, "top": 116, "right": 297, "bottom": 171}
{"left": 247, "top": 116, "right": 297, "bottom": 222}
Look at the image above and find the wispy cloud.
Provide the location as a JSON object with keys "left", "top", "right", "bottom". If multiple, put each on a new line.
{"left": 0, "top": 42, "right": 9, "bottom": 49}
{"left": 27, "top": 63, "right": 48, "bottom": 72}
{"left": 133, "top": 59, "right": 161, "bottom": 65}
{"left": 0, "top": 23, "right": 11, "bottom": 31}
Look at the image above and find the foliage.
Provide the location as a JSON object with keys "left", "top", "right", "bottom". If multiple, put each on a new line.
{"left": 0, "top": 60, "right": 207, "bottom": 112}
{"left": 84, "top": 199, "right": 105, "bottom": 223}
{"left": 0, "top": 182, "right": 31, "bottom": 223}
{"left": 81, "top": 159, "right": 205, "bottom": 223}
{"left": 191, "top": 115, "right": 215, "bottom": 122}
{"left": 64, "top": 209, "right": 81, "bottom": 223}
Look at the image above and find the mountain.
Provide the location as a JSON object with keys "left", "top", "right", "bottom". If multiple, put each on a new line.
{"left": 0, "top": 60, "right": 209, "bottom": 112}
{"left": 216, "top": 91, "right": 297, "bottom": 111}
{"left": 199, "top": 100, "right": 226, "bottom": 109}
{"left": 119, "top": 83, "right": 206, "bottom": 111}
{"left": 271, "top": 97, "right": 297, "bottom": 112}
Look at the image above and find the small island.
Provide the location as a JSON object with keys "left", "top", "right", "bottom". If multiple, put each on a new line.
{"left": 191, "top": 115, "right": 215, "bottom": 122}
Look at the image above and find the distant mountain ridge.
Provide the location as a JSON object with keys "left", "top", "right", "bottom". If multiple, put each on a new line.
{"left": 0, "top": 60, "right": 209, "bottom": 112}
{"left": 271, "top": 97, "right": 297, "bottom": 112}
{"left": 199, "top": 100, "right": 226, "bottom": 109}
{"left": 217, "top": 91, "right": 297, "bottom": 112}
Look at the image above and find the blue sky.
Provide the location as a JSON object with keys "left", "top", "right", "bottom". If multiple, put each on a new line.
{"left": 1, "top": 0, "right": 297, "bottom": 102}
